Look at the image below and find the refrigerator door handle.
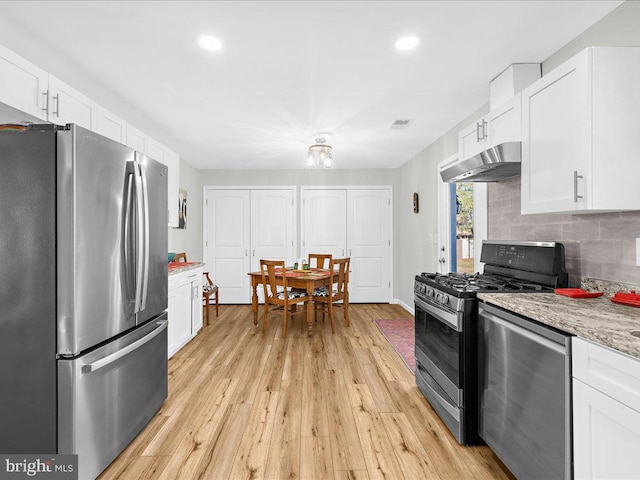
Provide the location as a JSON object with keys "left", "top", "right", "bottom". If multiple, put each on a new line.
{"left": 139, "top": 160, "right": 150, "bottom": 311}
{"left": 123, "top": 172, "right": 135, "bottom": 310}
{"left": 81, "top": 320, "right": 167, "bottom": 374}
{"left": 133, "top": 159, "right": 145, "bottom": 314}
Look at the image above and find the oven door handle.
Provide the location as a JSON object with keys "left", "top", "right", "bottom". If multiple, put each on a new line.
{"left": 415, "top": 296, "right": 461, "bottom": 331}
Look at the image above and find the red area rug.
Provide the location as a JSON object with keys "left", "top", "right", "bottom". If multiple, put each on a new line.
{"left": 373, "top": 318, "right": 415, "bottom": 374}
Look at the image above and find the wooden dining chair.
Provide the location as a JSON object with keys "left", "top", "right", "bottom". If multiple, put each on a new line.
{"left": 202, "top": 272, "right": 219, "bottom": 325}
{"left": 172, "top": 252, "right": 187, "bottom": 262}
{"left": 308, "top": 253, "right": 332, "bottom": 269}
{"left": 313, "top": 257, "right": 350, "bottom": 332}
{"left": 260, "top": 259, "right": 309, "bottom": 338}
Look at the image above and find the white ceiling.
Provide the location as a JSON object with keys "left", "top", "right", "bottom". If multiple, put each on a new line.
{"left": 0, "top": 1, "right": 622, "bottom": 169}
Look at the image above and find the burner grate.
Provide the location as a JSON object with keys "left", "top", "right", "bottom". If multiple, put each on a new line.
{"left": 419, "top": 271, "right": 552, "bottom": 294}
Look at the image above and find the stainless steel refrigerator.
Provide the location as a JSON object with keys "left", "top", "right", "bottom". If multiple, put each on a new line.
{"left": 0, "top": 124, "right": 168, "bottom": 479}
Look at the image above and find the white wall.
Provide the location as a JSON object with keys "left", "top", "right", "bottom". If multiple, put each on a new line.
{"left": 395, "top": 106, "right": 487, "bottom": 308}
{"left": 168, "top": 158, "right": 203, "bottom": 262}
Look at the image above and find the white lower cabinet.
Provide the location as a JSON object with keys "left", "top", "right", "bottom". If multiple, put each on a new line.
{"left": 572, "top": 337, "right": 640, "bottom": 479}
{"left": 167, "top": 267, "right": 203, "bottom": 358}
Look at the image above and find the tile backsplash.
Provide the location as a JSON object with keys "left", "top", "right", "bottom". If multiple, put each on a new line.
{"left": 487, "top": 177, "right": 640, "bottom": 286}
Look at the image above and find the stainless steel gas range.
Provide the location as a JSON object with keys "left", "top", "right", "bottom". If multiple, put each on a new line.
{"left": 413, "top": 240, "right": 568, "bottom": 445}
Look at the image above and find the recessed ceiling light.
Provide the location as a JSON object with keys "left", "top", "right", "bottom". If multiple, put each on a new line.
{"left": 395, "top": 35, "right": 419, "bottom": 51}
{"left": 198, "top": 35, "right": 223, "bottom": 51}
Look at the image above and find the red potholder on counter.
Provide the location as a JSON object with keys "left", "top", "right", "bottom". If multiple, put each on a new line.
{"left": 610, "top": 291, "right": 640, "bottom": 308}
{"left": 554, "top": 288, "right": 604, "bottom": 299}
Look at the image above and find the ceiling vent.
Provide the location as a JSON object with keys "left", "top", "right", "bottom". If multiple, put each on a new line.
{"left": 390, "top": 119, "right": 414, "bottom": 130}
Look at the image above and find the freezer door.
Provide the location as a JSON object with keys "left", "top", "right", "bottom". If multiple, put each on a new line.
{"left": 58, "top": 316, "right": 168, "bottom": 480}
{"left": 136, "top": 152, "right": 168, "bottom": 324}
{"left": 57, "top": 126, "right": 138, "bottom": 355}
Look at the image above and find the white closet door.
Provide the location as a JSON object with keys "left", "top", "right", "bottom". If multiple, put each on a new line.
{"left": 302, "top": 189, "right": 347, "bottom": 258}
{"left": 250, "top": 189, "right": 296, "bottom": 271}
{"left": 347, "top": 189, "right": 392, "bottom": 303}
{"left": 205, "top": 189, "right": 251, "bottom": 303}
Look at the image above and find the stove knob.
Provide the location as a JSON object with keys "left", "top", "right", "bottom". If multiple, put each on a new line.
{"left": 427, "top": 289, "right": 435, "bottom": 297}
{"left": 435, "top": 293, "right": 442, "bottom": 303}
{"left": 440, "top": 295, "right": 449, "bottom": 306}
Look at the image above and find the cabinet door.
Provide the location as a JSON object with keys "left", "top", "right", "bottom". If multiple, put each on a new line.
{"left": 0, "top": 43, "right": 48, "bottom": 121}
{"left": 147, "top": 138, "right": 167, "bottom": 165}
{"left": 125, "top": 123, "right": 148, "bottom": 153}
{"left": 191, "top": 277, "right": 203, "bottom": 334}
{"left": 167, "top": 282, "right": 192, "bottom": 358}
{"left": 166, "top": 150, "right": 180, "bottom": 227}
{"left": 96, "top": 106, "right": 126, "bottom": 143}
{"left": 521, "top": 51, "right": 590, "bottom": 214}
{"left": 250, "top": 189, "right": 296, "bottom": 272}
{"left": 205, "top": 189, "right": 251, "bottom": 304}
{"left": 573, "top": 379, "right": 640, "bottom": 480}
{"left": 302, "top": 189, "right": 347, "bottom": 258}
{"left": 485, "top": 94, "right": 521, "bottom": 147}
{"left": 458, "top": 120, "right": 486, "bottom": 161}
{"left": 48, "top": 75, "right": 98, "bottom": 130}
{"left": 347, "top": 189, "right": 392, "bottom": 303}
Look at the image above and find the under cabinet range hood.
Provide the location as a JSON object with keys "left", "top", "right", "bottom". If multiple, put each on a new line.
{"left": 439, "top": 142, "right": 521, "bottom": 183}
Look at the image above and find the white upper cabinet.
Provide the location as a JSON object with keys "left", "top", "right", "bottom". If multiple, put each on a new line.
{"left": 125, "top": 123, "right": 148, "bottom": 153}
{"left": 47, "top": 75, "right": 98, "bottom": 130}
{"left": 521, "top": 47, "right": 640, "bottom": 214}
{"left": 147, "top": 137, "right": 167, "bottom": 165}
{"left": 146, "top": 138, "right": 180, "bottom": 227}
{"left": 96, "top": 106, "right": 126, "bottom": 143}
{"left": 0, "top": 44, "right": 98, "bottom": 130}
{"left": 166, "top": 149, "right": 180, "bottom": 228}
{"left": 459, "top": 95, "right": 522, "bottom": 162}
{"left": 0, "top": 44, "right": 48, "bottom": 121}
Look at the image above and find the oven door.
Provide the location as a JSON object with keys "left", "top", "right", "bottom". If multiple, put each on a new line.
{"left": 414, "top": 294, "right": 464, "bottom": 441}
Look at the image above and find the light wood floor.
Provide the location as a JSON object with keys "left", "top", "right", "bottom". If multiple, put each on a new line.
{"left": 99, "top": 304, "right": 511, "bottom": 480}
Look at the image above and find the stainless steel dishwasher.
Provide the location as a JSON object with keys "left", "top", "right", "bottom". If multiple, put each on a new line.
{"left": 478, "top": 302, "right": 572, "bottom": 480}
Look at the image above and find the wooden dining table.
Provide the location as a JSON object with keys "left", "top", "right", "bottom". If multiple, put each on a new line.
{"left": 247, "top": 267, "right": 336, "bottom": 336}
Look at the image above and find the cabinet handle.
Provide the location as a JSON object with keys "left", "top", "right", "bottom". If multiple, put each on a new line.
{"left": 42, "top": 90, "right": 49, "bottom": 115}
{"left": 253, "top": 249, "right": 255, "bottom": 257}
{"left": 53, "top": 94, "right": 60, "bottom": 118}
{"left": 245, "top": 249, "right": 248, "bottom": 257}
{"left": 481, "top": 120, "right": 488, "bottom": 140}
{"left": 573, "top": 171, "right": 583, "bottom": 202}
{"left": 476, "top": 122, "right": 482, "bottom": 142}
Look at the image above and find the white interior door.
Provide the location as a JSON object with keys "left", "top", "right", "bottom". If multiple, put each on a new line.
{"left": 347, "top": 189, "right": 392, "bottom": 303}
{"left": 205, "top": 189, "right": 251, "bottom": 303}
{"left": 302, "top": 189, "right": 347, "bottom": 258}
{"left": 250, "top": 189, "right": 295, "bottom": 270}
{"left": 250, "top": 189, "right": 297, "bottom": 301}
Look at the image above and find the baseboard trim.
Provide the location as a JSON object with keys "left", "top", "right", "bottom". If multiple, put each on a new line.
{"left": 392, "top": 299, "right": 414, "bottom": 315}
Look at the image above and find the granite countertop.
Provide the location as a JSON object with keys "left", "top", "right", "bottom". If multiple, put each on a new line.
{"left": 477, "top": 292, "right": 640, "bottom": 359}
{"left": 167, "top": 262, "right": 205, "bottom": 276}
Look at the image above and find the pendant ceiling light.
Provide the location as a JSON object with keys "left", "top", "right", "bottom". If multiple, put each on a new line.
{"left": 307, "top": 137, "right": 333, "bottom": 169}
